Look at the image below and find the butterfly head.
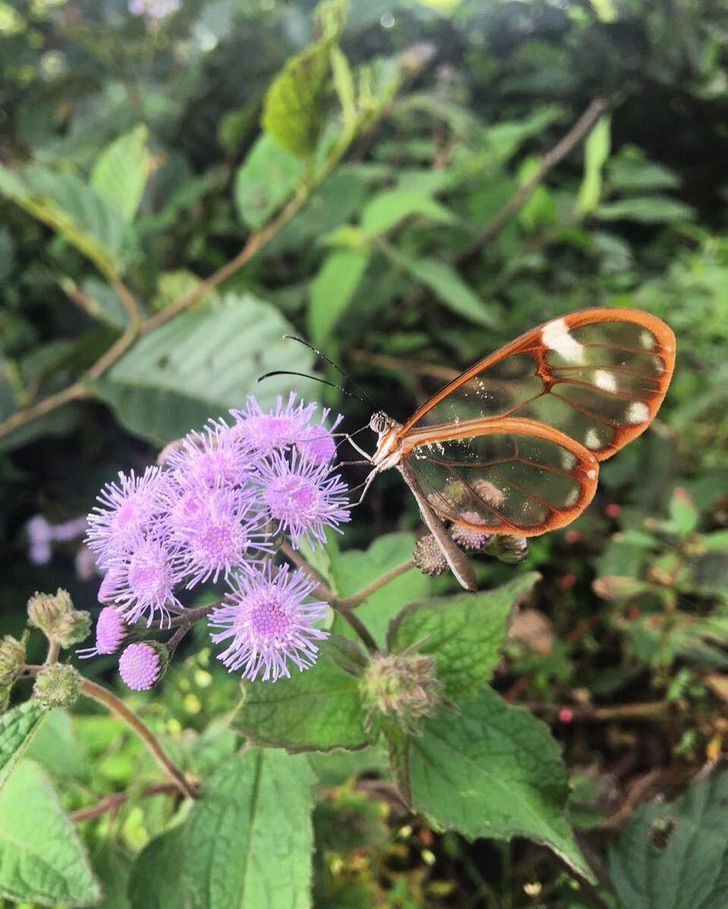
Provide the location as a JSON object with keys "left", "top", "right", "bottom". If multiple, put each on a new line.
{"left": 369, "top": 411, "right": 392, "bottom": 434}
{"left": 369, "top": 411, "right": 403, "bottom": 469}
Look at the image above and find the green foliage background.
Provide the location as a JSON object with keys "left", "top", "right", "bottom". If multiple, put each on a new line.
{"left": 0, "top": 0, "right": 727, "bottom": 907}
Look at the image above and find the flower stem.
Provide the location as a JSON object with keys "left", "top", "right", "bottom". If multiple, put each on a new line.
{"left": 334, "top": 559, "right": 414, "bottom": 610}
{"left": 70, "top": 780, "right": 179, "bottom": 823}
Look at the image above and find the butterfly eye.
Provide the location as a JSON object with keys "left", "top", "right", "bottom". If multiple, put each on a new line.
{"left": 370, "top": 411, "right": 389, "bottom": 434}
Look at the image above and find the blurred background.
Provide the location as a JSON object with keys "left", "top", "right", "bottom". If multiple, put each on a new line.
{"left": 1, "top": 0, "right": 727, "bottom": 905}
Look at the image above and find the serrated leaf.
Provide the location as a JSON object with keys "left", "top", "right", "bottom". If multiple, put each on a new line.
{"left": 597, "top": 196, "right": 693, "bottom": 223}
{"left": 409, "top": 688, "right": 593, "bottom": 881}
{"left": 235, "top": 134, "right": 305, "bottom": 229}
{"left": 0, "top": 701, "right": 47, "bottom": 793}
{"left": 400, "top": 256, "right": 498, "bottom": 328}
{"left": 0, "top": 760, "right": 102, "bottom": 906}
{"left": 233, "top": 636, "right": 373, "bottom": 752}
{"left": 360, "top": 189, "right": 457, "bottom": 236}
{"left": 93, "top": 294, "right": 316, "bottom": 444}
{"left": 308, "top": 248, "right": 370, "bottom": 345}
{"left": 130, "top": 749, "right": 314, "bottom": 909}
{"left": 0, "top": 163, "right": 126, "bottom": 276}
{"left": 387, "top": 573, "right": 541, "bottom": 699}
{"left": 262, "top": 41, "right": 332, "bottom": 157}
{"left": 91, "top": 125, "right": 150, "bottom": 223}
{"left": 609, "top": 770, "right": 728, "bottom": 909}
{"left": 330, "top": 532, "right": 430, "bottom": 647}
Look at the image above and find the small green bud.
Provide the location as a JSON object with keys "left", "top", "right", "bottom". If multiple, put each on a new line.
{"left": 32, "top": 663, "right": 82, "bottom": 709}
{"left": 361, "top": 651, "right": 442, "bottom": 735}
{"left": 0, "top": 634, "right": 25, "bottom": 687}
{"left": 27, "top": 588, "right": 90, "bottom": 648}
{"left": 58, "top": 610, "right": 92, "bottom": 648}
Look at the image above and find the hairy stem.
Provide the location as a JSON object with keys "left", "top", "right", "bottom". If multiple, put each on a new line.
{"left": 70, "top": 780, "right": 179, "bottom": 823}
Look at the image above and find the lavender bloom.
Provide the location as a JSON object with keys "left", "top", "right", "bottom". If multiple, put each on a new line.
{"left": 87, "top": 467, "right": 168, "bottom": 568}
{"left": 231, "top": 392, "right": 318, "bottom": 455}
{"left": 105, "top": 537, "right": 182, "bottom": 627}
{"left": 26, "top": 515, "right": 53, "bottom": 565}
{"left": 173, "top": 485, "right": 272, "bottom": 587}
{"left": 78, "top": 606, "right": 127, "bottom": 659}
{"left": 209, "top": 563, "right": 329, "bottom": 681}
{"left": 451, "top": 511, "right": 490, "bottom": 551}
{"left": 163, "top": 419, "right": 250, "bottom": 489}
{"left": 256, "top": 451, "right": 350, "bottom": 549}
{"left": 119, "top": 643, "right": 161, "bottom": 690}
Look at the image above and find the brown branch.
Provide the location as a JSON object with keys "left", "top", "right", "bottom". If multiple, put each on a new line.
{"left": 456, "top": 97, "right": 608, "bottom": 266}
{"left": 70, "top": 780, "right": 179, "bottom": 823}
{"left": 0, "top": 382, "right": 90, "bottom": 440}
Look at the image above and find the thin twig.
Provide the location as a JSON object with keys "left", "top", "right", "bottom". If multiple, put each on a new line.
{"left": 456, "top": 97, "right": 608, "bottom": 266}
{"left": 280, "top": 540, "right": 335, "bottom": 601}
{"left": 336, "top": 604, "right": 379, "bottom": 654}
{"left": 0, "top": 382, "right": 90, "bottom": 439}
{"left": 70, "top": 780, "right": 179, "bottom": 823}
{"left": 531, "top": 700, "right": 669, "bottom": 722}
{"left": 335, "top": 559, "right": 414, "bottom": 610}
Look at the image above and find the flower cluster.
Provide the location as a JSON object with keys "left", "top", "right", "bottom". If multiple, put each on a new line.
{"left": 83, "top": 394, "right": 349, "bottom": 686}
{"left": 128, "top": 0, "right": 180, "bottom": 20}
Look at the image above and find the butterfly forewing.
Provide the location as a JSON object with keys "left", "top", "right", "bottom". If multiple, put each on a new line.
{"left": 399, "top": 309, "right": 675, "bottom": 462}
{"left": 401, "top": 418, "right": 599, "bottom": 536}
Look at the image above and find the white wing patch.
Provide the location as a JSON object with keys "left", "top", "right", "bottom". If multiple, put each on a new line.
{"left": 542, "top": 318, "right": 585, "bottom": 364}
{"left": 594, "top": 369, "right": 617, "bottom": 393}
{"left": 639, "top": 330, "right": 655, "bottom": 349}
{"left": 626, "top": 401, "right": 650, "bottom": 424}
{"left": 585, "top": 428, "right": 601, "bottom": 450}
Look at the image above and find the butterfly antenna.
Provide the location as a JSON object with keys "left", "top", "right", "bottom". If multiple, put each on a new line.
{"left": 257, "top": 370, "right": 368, "bottom": 407}
{"left": 282, "top": 335, "right": 378, "bottom": 409}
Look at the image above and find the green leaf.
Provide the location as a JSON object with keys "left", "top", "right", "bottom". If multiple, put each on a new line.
{"left": 607, "top": 146, "right": 679, "bottom": 193}
{"left": 575, "top": 114, "right": 611, "bottom": 216}
{"left": 234, "top": 134, "right": 305, "bottom": 229}
{"left": 609, "top": 770, "right": 728, "bottom": 909}
{"left": 91, "top": 125, "right": 151, "bottom": 223}
{"left": 262, "top": 41, "right": 332, "bottom": 157}
{"left": 409, "top": 688, "right": 593, "bottom": 881}
{"left": 667, "top": 487, "right": 699, "bottom": 535}
{"left": 0, "top": 760, "right": 102, "bottom": 906}
{"left": 91, "top": 843, "right": 132, "bottom": 909}
{"left": 360, "top": 190, "right": 457, "bottom": 236}
{"left": 24, "top": 708, "right": 87, "bottom": 779}
{"left": 131, "top": 749, "right": 315, "bottom": 909}
{"left": 0, "top": 701, "right": 47, "bottom": 794}
{"left": 400, "top": 256, "right": 498, "bottom": 328}
{"left": 308, "top": 248, "right": 370, "bottom": 345}
{"left": 233, "top": 636, "right": 373, "bottom": 752}
{"left": 597, "top": 196, "right": 693, "bottom": 223}
{"left": 0, "top": 163, "right": 127, "bottom": 276}
{"left": 330, "top": 532, "right": 430, "bottom": 647}
{"left": 94, "top": 294, "right": 316, "bottom": 444}
{"left": 388, "top": 573, "right": 541, "bottom": 700}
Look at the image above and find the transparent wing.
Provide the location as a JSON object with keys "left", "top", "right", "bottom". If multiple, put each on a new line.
{"left": 399, "top": 308, "right": 675, "bottom": 461}
{"left": 402, "top": 418, "right": 599, "bottom": 536}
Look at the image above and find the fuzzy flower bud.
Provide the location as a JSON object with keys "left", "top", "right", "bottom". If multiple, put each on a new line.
{"left": 483, "top": 535, "right": 528, "bottom": 564}
{"left": 0, "top": 635, "right": 25, "bottom": 687}
{"left": 33, "top": 663, "right": 82, "bottom": 709}
{"left": 118, "top": 642, "right": 168, "bottom": 691}
{"left": 451, "top": 511, "right": 491, "bottom": 552}
{"left": 361, "top": 651, "right": 442, "bottom": 734}
{"left": 27, "top": 588, "right": 92, "bottom": 648}
{"left": 413, "top": 535, "right": 447, "bottom": 576}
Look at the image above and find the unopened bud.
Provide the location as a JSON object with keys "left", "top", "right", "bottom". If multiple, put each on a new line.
{"left": 33, "top": 663, "right": 82, "bottom": 709}
{"left": 0, "top": 635, "right": 25, "bottom": 687}
{"left": 413, "top": 535, "right": 447, "bottom": 576}
{"left": 483, "top": 535, "right": 528, "bottom": 564}
{"left": 361, "top": 651, "right": 442, "bottom": 734}
{"left": 27, "top": 588, "right": 91, "bottom": 648}
{"left": 118, "top": 642, "right": 168, "bottom": 691}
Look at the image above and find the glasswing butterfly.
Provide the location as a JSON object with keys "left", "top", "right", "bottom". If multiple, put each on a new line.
{"left": 364, "top": 308, "right": 675, "bottom": 591}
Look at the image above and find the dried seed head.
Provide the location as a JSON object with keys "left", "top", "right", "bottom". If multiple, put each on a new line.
{"left": 361, "top": 651, "right": 443, "bottom": 734}
{"left": 413, "top": 535, "right": 447, "bottom": 576}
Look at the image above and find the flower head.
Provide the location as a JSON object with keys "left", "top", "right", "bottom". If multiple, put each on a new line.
{"left": 118, "top": 642, "right": 164, "bottom": 690}
{"left": 105, "top": 537, "right": 182, "bottom": 627}
{"left": 451, "top": 511, "right": 490, "bottom": 551}
{"left": 86, "top": 467, "right": 167, "bottom": 567}
{"left": 163, "top": 419, "right": 251, "bottom": 489}
{"left": 77, "top": 606, "right": 127, "bottom": 659}
{"left": 413, "top": 534, "right": 447, "bottom": 576}
{"left": 230, "top": 393, "right": 318, "bottom": 456}
{"left": 256, "top": 452, "right": 350, "bottom": 549}
{"left": 209, "top": 563, "right": 329, "bottom": 681}
{"left": 294, "top": 407, "right": 343, "bottom": 466}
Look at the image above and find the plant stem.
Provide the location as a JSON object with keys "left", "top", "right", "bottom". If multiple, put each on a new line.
{"left": 0, "top": 382, "right": 90, "bottom": 439}
{"left": 336, "top": 605, "right": 379, "bottom": 654}
{"left": 70, "top": 780, "right": 179, "bottom": 823}
{"left": 335, "top": 559, "right": 414, "bottom": 610}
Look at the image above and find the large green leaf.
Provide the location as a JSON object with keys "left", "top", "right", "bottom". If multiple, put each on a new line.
{"left": 130, "top": 749, "right": 314, "bottom": 909}
{"left": 597, "top": 196, "right": 693, "bottom": 223}
{"left": 0, "top": 163, "right": 127, "bottom": 276}
{"left": 400, "top": 256, "right": 498, "bottom": 328}
{"left": 360, "top": 189, "right": 457, "bottom": 236}
{"left": 308, "top": 248, "right": 370, "bottom": 345}
{"left": 234, "top": 134, "right": 305, "bottom": 229}
{"left": 409, "top": 688, "right": 593, "bottom": 881}
{"left": 330, "top": 532, "right": 431, "bottom": 647}
{"left": 91, "top": 125, "right": 151, "bottom": 223}
{"left": 261, "top": 41, "right": 332, "bottom": 157}
{"left": 94, "top": 294, "right": 316, "bottom": 444}
{"left": 233, "top": 636, "right": 373, "bottom": 752}
{"left": 609, "top": 770, "right": 728, "bottom": 909}
{"left": 0, "top": 760, "right": 102, "bottom": 906}
{"left": 387, "top": 573, "right": 541, "bottom": 700}
{"left": 0, "top": 701, "right": 47, "bottom": 794}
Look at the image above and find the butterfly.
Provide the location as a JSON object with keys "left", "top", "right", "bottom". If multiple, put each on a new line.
{"left": 364, "top": 308, "right": 675, "bottom": 591}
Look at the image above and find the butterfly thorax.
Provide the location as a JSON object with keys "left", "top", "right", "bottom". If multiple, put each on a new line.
{"left": 369, "top": 411, "right": 404, "bottom": 470}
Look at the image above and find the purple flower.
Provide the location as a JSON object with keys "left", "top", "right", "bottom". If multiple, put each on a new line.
{"left": 294, "top": 408, "right": 343, "bottom": 466}
{"left": 256, "top": 452, "right": 350, "bottom": 549}
{"left": 163, "top": 419, "right": 251, "bottom": 489}
{"left": 77, "top": 606, "right": 127, "bottom": 659}
{"left": 119, "top": 643, "right": 161, "bottom": 690}
{"left": 209, "top": 563, "right": 329, "bottom": 681}
{"left": 26, "top": 515, "right": 53, "bottom": 565}
{"left": 105, "top": 537, "right": 182, "bottom": 627}
{"left": 87, "top": 467, "right": 167, "bottom": 567}
{"left": 230, "top": 393, "right": 318, "bottom": 455}
{"left": 451, "top": 511, "right": 490, "bottom": 551}
{"left": 172, "top": 485, "right": 272, "bottom": 587}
